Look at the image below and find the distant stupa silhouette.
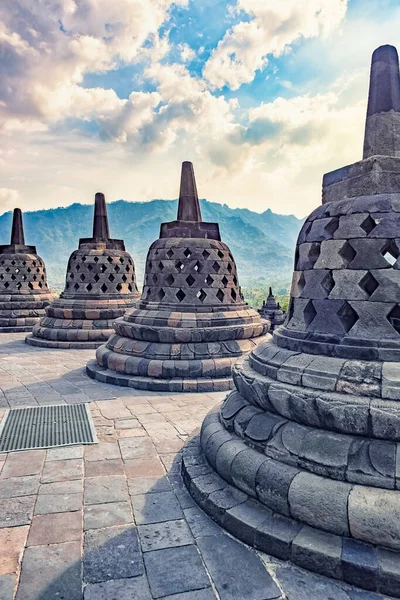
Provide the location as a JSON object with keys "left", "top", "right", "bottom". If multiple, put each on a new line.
{"left": 87, "top": 161, "right": 270, "bottom": 391}
{"left": 258, "top": 287, "right": 285, "bottom": 331}
{"left": 0, "top": 208, "right": 54, "bottom": 331}
{"left": 26, "top": 193, "right": 139, "bottom": 348}
{"left": 181, "top": 45, "right": 400, "bottom": 597}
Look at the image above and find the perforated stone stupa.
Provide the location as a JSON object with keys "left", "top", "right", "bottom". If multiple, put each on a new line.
{"left": 87, "top": 161, "right": 269, "bottom": 391}
{"left": 0, "top": 208, "right": 54, "bottom": 332}
{"left": 258, "top": 287, "right": 285, "bottom": 331}
{"left": 26, "top": 193, "right": 139, "bottom": 349}
{"left": 182, "top": 45, "right": 400, "bottom": 597}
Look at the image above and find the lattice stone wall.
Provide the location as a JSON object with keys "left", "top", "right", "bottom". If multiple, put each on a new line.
{"left": 0, "top": 254, "right": 50, "bottom": 294}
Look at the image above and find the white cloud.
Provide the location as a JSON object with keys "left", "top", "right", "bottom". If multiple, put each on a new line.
{"left": 203, "top": 0, "right": 348, "bottom": 90}
{"left": 0, "top": 188, "right": 20, "bottom": 212}
{"left": 178, "top": 43, "right": 196, "bottom": 63}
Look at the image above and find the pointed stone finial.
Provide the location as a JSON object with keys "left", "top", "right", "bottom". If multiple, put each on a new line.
{"left": 268, "top": 287, "right": 273, "bottom": 297}
{"left": 92, "top": 193, "right": 110, "bottom": 239}
{"left": 177, "top": 162, "right": 202, "bottom": 222}
{"left": 11, "top": 208, "right": 25, "bottom": 246}
{"left": 363, "top": 44, "right": 400, "bottom": 158}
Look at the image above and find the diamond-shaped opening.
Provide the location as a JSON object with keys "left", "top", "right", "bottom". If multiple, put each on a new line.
{"left": 339, "top": 241, "right": 356, "bottom": 265}
{"left": 337, "top": 301, "right": 359, "bottom": 333}
{"left": 297, "top": 272, "right": 306, "bottom": 295}
{"left": 16, "top": 282, "right": 22, "bottom": 290}
{"left": 360, "top": 215, "right": 377, "bottom": 235}
{"left": 176, "top": 289, "right": 186, "bottom": 302}
{"left": 41, "top": 275, "right": 45, "bottom": 281}
{"left": 324, "top": 218, "right": 339, "bottom": 237}
{"left": 116, "top": 283, "right": 123, "bottom": 291}
{"left": 76, "top": 264, "right": 80, "bottom": 271}
{"left": 119, "top": 257, "right": 124, "bottom": 263}
{"left": 227, "top": 263, "right": 233, "bottom": 273}
{"left": 221, "top": 275, "right": 228, "bottom": 287}
{"left": 80, "top": 274, "right": 85, "bottom": 281}
{"left": 212, "top": 261, "right": 220, "bottom": 273}
{"left": 5, "top": 267, "right": 10, "bottom": 273}
{"left": 152, "top": 274, "right": 158, "bottom": 284}
{"left": 126, "top": 265, "right": 130, "bottom": 272}
{"left": 128, "top": 284, "right": 133, "bottom": 292}
{"left": 186, "top": 274, "right": 195, "bottom": 287}
{"left": 87, "top": 264, "right": 93, "bottom": 271}
{"left": 233, "top": 275, "right": 238, "bottom": 286}
{"left": 11, "top": 274, "right": 16, "bottom": 281}
{"left": 94, "top": 274, "right": 100, "bottom": 282}
{"left": 183, "top": 248, "right": 192, "bottom": 258}
{"left": 28, "top": 282, "right": 34, "bottom": 290}
{"left": 65, "top": 283, "right": 70, "bottom": 289}
{"left": 146, "top": 288, "right": 151, "bottom": 299}
{"left": 32, "top": 261, "right": 36, "bottom": 267}
{"left": 4, "top": 281, "right": 9, "bottom": 288}
{"left": 158, "top": 288, "right": 165, "bottom": 301}
{"left": 11, "top": 260, "right": 15, "bottom": 266}
{"left": 15, "top": 268, "right": 19, "bottom": 273}
{"left": 36, "top": 268, "right": 40, "bottom": 273}
{"left": 216, "top": 289, "right": 224, "bottom": 302}
{"left": 94, "top": 256, "right": 99, "bottom": 263}
{"left": 108, "top": 274, "right": 115, "bottom": 282}
{"left": 202, "top": 250, "right": 210, "bottom": 260}
{"left": 205, "top": 275, "right": 214, "bottom": 285}
{"left": 158, "top": 261, "right": 164, "bottom": 272}
{"left": 359, "top": 272, "right": 379, "bottom": 297}
{"left": 113, "top": 265, "right": 120, "bottom": 273}
{"left": 166, "top": 249, "right": 174, "bottom": 258}
{"left": 100, "top": 264, "right": 107, "bottom": 273}
{"left": 194, "top": 261, "right": 201, "bottom": 273}
{"left": 387, "top": 305, "right": 400, "bottom": 334}
{"left": 176, "top": 260, "right": 184, "bottom": 272}
{"left": 22, "top": 275, "right": 27, "bottom": 281}
{"left": 38, "top": 281, "right": 43, "bottom": 288}
{"left": 86, "top": 283, "right": 93, "bottom": 292}
{"left": 217, "top": 250, "right": 224, "bottom": 258}
{"left": 26, "top": 267, "right": 31, "bottom": 273}
{"left": 74, "top": 283, "right": 79, "bottom": 290}
{"left": 382, "top": 241, "right": 399, "bottom": 266}
{"left": 107, "top": 256, "right": 113, "bottom": 263}
{"left": 321, "top": 271, "right": 335, "bottom": 295}
{"left": 197, "top": 289, "right": 206, "bottom": 302}
{"left": 0, "top": 275, "right": 3, "bottom": 280}
{"left": 33, "top": 275, "right": 37, "bottom": 281}
{"left": 101, "top": 283, "right": 108, "bottom": 293}
{"left": 70, "top": 273, "right": 74, "bottom": 279}
{"left": 148, "top": 261, "right": 153, "bottom": 270}
{"left": 303, "top": 300, "right": 317, "bottom": 326}
{"left": 22, "top": 261, "right": 26, "bottom": 266}
{"left": 231, "top": 288, "right": 237, "bottom": 301}
{"left": 166, "top": 274, "right": 174, "bottom": 286}
{"left": 122, "top": 275, "right": 127, "bottom": 282}
{"left": 81, "top": 256, "right": 86, "bottom": 262}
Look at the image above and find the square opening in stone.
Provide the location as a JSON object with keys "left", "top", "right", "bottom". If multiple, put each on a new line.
{"left": 0, "top": 404, "right": 97, "bottom": 453}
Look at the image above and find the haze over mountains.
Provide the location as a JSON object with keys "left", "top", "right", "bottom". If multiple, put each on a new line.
{"left": 0, "top": 199, "right": 303, "bottom": 301}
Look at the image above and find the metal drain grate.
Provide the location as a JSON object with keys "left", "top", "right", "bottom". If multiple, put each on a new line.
{"left": 0, "top": 403, "right": 97, "bottom": 452}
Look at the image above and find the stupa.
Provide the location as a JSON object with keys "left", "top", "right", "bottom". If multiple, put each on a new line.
{"left": 182, "top": 45, "right": 400, "bottom": 597}
{"left": 86, "top": 161, "right": 270, "bottom": 391}
{"left": 26, "top": 193, "right": 139, "bottom": 349}
{"left": 0, "top": 208, "right": 54, "bottom": 332}
{"left": 258, "top": 287, "right": 285, "bottom": 331}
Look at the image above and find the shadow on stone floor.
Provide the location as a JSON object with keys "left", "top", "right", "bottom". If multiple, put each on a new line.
{"left": 11, "top": 450, "right": 393, "bottom": 600}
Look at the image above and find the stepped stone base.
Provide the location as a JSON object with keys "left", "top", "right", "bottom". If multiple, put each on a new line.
{"left": 26, "top": 335, "right": 104, "bottom": 350}
{"left": 182, "top": 412, "right": 400, "bottom": 598}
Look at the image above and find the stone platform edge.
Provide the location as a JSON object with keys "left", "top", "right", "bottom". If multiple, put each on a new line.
{"left": 25, "top": 335, "right": 103, "bottom": 350}
{"left": 181, "top": 417, "right": 400, "bottom": 598}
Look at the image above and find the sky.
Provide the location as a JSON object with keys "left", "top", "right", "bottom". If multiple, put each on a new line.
{"left": 0, "top": 0, "right": 400, "bottom": 218}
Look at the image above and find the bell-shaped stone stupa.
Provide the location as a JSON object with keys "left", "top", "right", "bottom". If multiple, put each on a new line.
{"left": 87, "top": 161, "right": 269, "bottom": 391}
{"left": 26, "top": 193, "right": 139, "bottom": 348}
{"left": 0, "top": 208, "right": 54, "bottom": 331}
{"left": 258, "top": 287, "right": 285, "bottom": 331}
{"left": 182, "top": 46, "right": 400, "bottom": 597}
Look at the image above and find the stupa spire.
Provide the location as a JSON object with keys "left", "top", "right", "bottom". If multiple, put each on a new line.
{"left": 92, "top": 192, "right": 110, "bottom": 239}
{"left": 268, "top": 287, "right": 273, "bottom": 297}
{"left": 10, "top": 208, "right": 25, "bottom": 246}
{"left": 363, "top": 44, "right": 400, "bottom": 158}
{"left": 177, "top": 161, "right": 202, "bottom": 222}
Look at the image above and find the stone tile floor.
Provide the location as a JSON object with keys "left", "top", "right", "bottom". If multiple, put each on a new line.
{"left": 0, "top": 333, "right": 393, "bottom": 600}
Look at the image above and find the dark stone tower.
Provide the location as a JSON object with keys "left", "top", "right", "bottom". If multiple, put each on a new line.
{"left": 258, "top": 287, "right": 285, "bottom": 331}
{"left": 87, "top": 162, "right": 269, "bottom": 391}
{"left": 0, "top": 208, "right": 54, "bottom": 332}
{"left": 181, "top": 46, "right": 400, "bottom": 597}
{"left": 26, "top": 193, "right": 139, "bottom": 348}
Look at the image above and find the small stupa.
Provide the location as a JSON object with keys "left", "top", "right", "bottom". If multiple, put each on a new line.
{"left": 26, "top": 193, "right": 139, "bottom": 348}
{"left": 258, "top": 287, "right": 285, "bottom": 331}
{"left": 87, "top": 162, "right": 270, "bottom": 391}
{"left": 182, "top": 45, "right": 400, "bottom": 597}
{"left": 0, "top": 208, "right": 54, "bottom": 332}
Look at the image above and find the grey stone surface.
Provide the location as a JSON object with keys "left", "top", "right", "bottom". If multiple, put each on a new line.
{"left": 161, "top": 591, "right": 217, "bottom": 600}
{"left": 275, "top": 564, "right": 353, "bottom": 600}
{"left": 256, "top": 459, "right": 300, "bottom": 516}
{"left": 138, "top": 519, "right": 193, "bottom": 551}
{"left": 292, "top": 526, "right": 343, "bottom": 579}
{"left": 84, "top": 576, "right": 152, "bottom": 600}
{"left": 197, "top": 533, "right": 281, "bottom": 600}
{"left": 184, "top": 506, "right": 224, "bottom": 538}
{"left": 84, "top": 476, "right": 128, "bottom": 505}
{"left": 144, "top": 544, "right": 211, "bottom": 598}
{"left": 0, "top": 475, "right": 40, "bottom": 499}
{"left": 83, "top": 525, "right": 143, "bottom": 584}
{"left": 132, "top": 491, "right": 183, "bottom": 524}
{"left": 0, "top": 574, "right": 16, "bottom": 600}
{"left": 377, "top": 546, "right": 400, "bottom": 597}
{"left": 84, "top": 501, "right": 133, "bottom": 530}
{"left": 0, "top": 496, "right": 35, "bottom": 528}
{"left": 34, "top": 492, "right": 83, "bottom": 515}
{"left": 342, "top": 538, "right": 378, "bottom": 591}
{"left": 230, "top": 448, "right": 267, "bottom": 497}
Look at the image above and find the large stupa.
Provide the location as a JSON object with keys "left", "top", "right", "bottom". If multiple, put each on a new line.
{"left": 0, "top": 208, "right": 54, "bottom": 332}
{"left": 87, "top": 162, "right": 270, "bottom": 391}
{"left": 182, "top": 45, "right": 400, "bottom": 597}
{"left": 26, "top": 193, "right": 139, "bottom": 349}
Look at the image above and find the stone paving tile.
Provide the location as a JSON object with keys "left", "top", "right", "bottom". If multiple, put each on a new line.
{"left": 15, "top": 541, "right": 82, "bottom": 600}
{"left": 1, "top": 450, "right": 45, "bottom": 478}
{"left": 84, "top": 458, "right": 125, "bottom": 477}
{"left": 27, "top": 510, "right": 82, "bottom": 546}
{"left": 124, "top": 455, "right": 166, "bottom": 477}
{"left": 127, "top": 475, "right": 172, "bottom": 496}
{"left": 184, "top": 507, "right": 224, "bottom": 538}
{"left": 0, "top": 526, "right": 29, "bottom": 575}
{"left": 162, "top": 591, "right": 218, "bottom": 600}
{"left": 83, "top": 576, "right": 152, "bottom": 600}
{"left": 84, "top": 475, "right": 128, "bottom": 505}
{"left": 41, "top": 458, "right": 83, "bottom": 483}
{"left": 0, "top": 496, "right": 35, "bottom": 528}
{"left": 132, "top": 491, "right": 184, "bottom": 525}
{"left": 34, "top": 492, "right": 83, "bottom": 515}
{"left": 138, "top": 519, "right": 194, "bottom": 552}
{"left": 84, "top": 442, "right": 121, "bottom": 462}
{"left": 46, "top": 446, "right": 84, "bottom": 461}
{"left": 144, "top": 544, "right": 211, "bottom": 598}
{"left": 0, "top": 574, "right": 16, "bottom": 600}
{"left": 39, "top": 479, "right": 82, "bottom": 495}
{"left": 0, "top": 474, "right": 40, "bottom": 499}
{"left": 83, "top": 525, "right": 143, "bottom": 584}
{"left": 84, "top": 501, "right": 133, "bottom": 530}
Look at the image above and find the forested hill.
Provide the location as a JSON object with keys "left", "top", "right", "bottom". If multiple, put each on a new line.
{"left": 0, "top": 199, "right": 303, "bottom": 301}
